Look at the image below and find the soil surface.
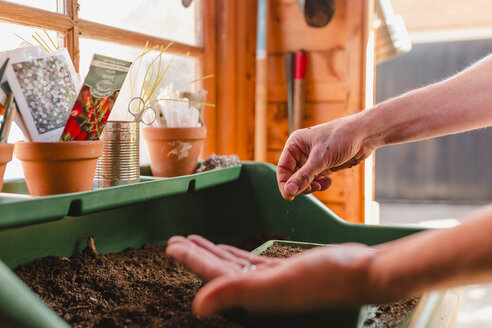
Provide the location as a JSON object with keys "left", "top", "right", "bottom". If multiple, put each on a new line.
{"left": 15, "top": 241, "right": 243, "bottom": 328}
{"left": 260, "top": 243, "right": 305, "bottom": 258}
{"left": 261, "top": 243, "right": 420, "bottom": 328}
{"left": 369, "top": 298, "right": 420, "bottom": 328}
{"left": 15, "top": 240, "right": 419, "bottom": 328}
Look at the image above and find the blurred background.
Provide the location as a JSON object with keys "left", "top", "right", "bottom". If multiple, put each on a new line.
{"left": 374, "top": 1, "right": 492, "bottom": 327}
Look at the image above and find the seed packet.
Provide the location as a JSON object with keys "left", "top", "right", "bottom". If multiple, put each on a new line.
{"left": 0, "top": 54, "right": 31, "bottom": 141}
{"left": 60, "top": 54, "right": 132, "bottom": 141}
{"left": 4, "top": 47, "right": 80, "bottom": 142}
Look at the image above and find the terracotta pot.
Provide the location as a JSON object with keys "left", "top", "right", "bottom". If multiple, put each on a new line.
{"left": 142, "top": 126, "right": 206, "bottom": 177}
{"left": 14, "top": 141, "right": 103, "bottom": 196}
{"left": 0, "top": 143, "right": 13, "bottom": 192}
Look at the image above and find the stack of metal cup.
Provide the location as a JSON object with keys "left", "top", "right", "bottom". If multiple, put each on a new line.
{"left": 93, "top": 121, "right": 140, "bottom": 188}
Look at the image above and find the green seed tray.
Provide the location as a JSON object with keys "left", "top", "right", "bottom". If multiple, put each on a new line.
{"left": 0, "top": 162, "right": 437, "bottom": 328}
{"left": 0, "top": 165, "right": 242, "bottom": 229}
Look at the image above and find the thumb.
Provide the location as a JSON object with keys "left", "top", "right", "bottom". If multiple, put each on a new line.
{"left": 193, "top": 276, "right": 248, "bottom": 316}
{"left": 284, "top": 155, "right": 322, "bottom": 198}
{"left": 193, "top": 271, "right": 282, "bottom": 316}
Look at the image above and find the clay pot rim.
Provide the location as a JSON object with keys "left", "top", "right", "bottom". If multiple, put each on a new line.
{"left": 14, "top": 140, "right": 103, "bottom": 161}
{"left": 0, "top": 142, "right": 13, "bottom": 164}
{"left": 142, "top": 126, "right": 207, "bottom": 141}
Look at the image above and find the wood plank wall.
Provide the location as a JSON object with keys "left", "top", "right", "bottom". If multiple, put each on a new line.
{"left": 391, "top": 0, "right": 492, "bottom": 32}
{"left": 204, "top": 0, "right": 373, "bottom": 223}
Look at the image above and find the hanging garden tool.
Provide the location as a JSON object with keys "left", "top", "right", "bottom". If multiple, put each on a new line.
{"left": 293, "top": 50, "right": 306, "bottom": 131}
{"left": 296, "top": 0, "right": 337, "bottom": 28}
{"left": 182, "top": 0, "right": 193, "bottom": 8}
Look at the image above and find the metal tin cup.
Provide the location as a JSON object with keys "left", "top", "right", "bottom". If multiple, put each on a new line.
{"left": 93, "top": 121, "right": 140, "bottom": 188}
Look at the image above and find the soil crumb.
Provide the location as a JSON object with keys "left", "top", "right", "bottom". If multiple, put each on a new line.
{"left": 195, "top": 154, "right": 240, "bottom": 173}
{"left": 261, "top": 243, "right": 421, "bottom": 328}
{"left": 15, "top": 243, "right": 243, "bottom": 328}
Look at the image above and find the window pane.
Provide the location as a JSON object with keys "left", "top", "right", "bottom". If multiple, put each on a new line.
{"left": 0, "top": 22, "right": 58, "bottom": 52}
{"left": 79, "top": 0, "right": 200, "bottom": 46}
{"left": 79, "top": 38, "right": 197, "bottom": 165}
{"left": 4, "top": 0, "right": 58, "bottom": 12}
{"left": 0, "top": 23, "right": 59, "bottom": 180}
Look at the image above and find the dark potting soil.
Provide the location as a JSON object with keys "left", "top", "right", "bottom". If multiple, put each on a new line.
{"left": 368, "top": 298, "right": 420, "bottom": 328}
{"left": 15, "top": 240, "right": 243, "bottom": 328}
{"left": 261, "top": 242, "right": 421, "bottom": 328}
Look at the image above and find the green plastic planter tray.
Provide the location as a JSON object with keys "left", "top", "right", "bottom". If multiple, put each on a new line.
{"left": 0, "top": 165, "right": 242, "bottom": 229}
{"left": 0, "top": 162, "right": 453, "bottom": 328}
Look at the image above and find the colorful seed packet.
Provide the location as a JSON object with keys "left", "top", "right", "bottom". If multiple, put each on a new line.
{"left": 0, "top": 56, "right": 31, "bottom": 141}
{"left": 60, "top": 54, "right": 132, "bottom": 141}
{"left": 4, "top": 47, "right": 80, "bottom": 142}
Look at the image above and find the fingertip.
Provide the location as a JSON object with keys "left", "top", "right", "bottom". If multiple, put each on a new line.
{"left": 284, "top": 182, "right": 299, "bottom": 196}
{"left": 193, "top": 279, "right": 234, "bottom": 317}
{"left": 192, "top": 292, "right": 211, "bottom": 317}
{"left": 317, "top": 177, "right": 332, "bottom": 190}
{"left": 167, "top": 235, "right": 186, "bottom": 244}
{"left": 194, "top": 275, "right": 250, "bottom": 317}
{"left": 165, "top": 242, "right": 184, "bottom": 256}
{"left": 187, "top": 234, "right": 206, "bottom": 242}
{"left": 310, "top": 181, "right": 321, "bottom": 193}
{"left": 281, "top": 193, "right": 294, "bottom": 201}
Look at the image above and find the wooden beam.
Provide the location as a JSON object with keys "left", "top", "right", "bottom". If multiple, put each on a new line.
{"left": 0, "top": 1, "right": 204, "bottom": 58}
{"left": 62, "top": 0, "right": 80, "bottom": 71}
{"left": 235, "top": 0, "right": 256, "bottom": 160}
{"left": 216, "top": 0, "right": 238, "bottom": 154}
{"left": 0, "top": 1, "right": 72, "bottom": 31}
{"left": 77, "top": 20, "right": 204, "bottom": 57}
{"left": 201, "top": 0, "right": 217, "bottom": 156}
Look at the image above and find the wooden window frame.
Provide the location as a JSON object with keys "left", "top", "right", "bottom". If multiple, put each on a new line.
{"left": 0, "top": 0, "right": 206, "bottom": 71}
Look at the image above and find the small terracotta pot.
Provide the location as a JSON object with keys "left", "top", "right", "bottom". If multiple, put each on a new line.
{"left": 14, "top": 141, "right": 103, "bottom": 196}
{"left": 142, "top": 126, "right": 207, "bottom": 177}
{"left": 0, "top": 143, "right": 14, "bottom": 191}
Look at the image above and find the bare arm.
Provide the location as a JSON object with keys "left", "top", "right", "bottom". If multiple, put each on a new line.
{"left": 363, "top": 54, "right": 492, "bottom": 149}
{"left": 371, "top": 204, "right": 492, "bottom": 302}
{"left": 278, "top": 54, "right": 492, "bottom": 200}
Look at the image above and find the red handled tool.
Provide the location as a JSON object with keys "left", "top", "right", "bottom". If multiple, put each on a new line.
{"left": 293, "top": 50, "right": 306, "bottom": 131}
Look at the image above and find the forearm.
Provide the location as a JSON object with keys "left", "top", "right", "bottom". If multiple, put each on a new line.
{"left": 370, "top": 204, "right": 492, "bottom": 301}
{"left": 358, "top": 54, "right": 492, "bottom": 149}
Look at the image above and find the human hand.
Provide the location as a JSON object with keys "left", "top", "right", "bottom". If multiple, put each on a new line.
{"left": 166, "top": 235, "right": 378, "bottom": 316}
{"left": 166, "top": 235, "right": 281, "bottom": 282}
{"left": 277, "top": 116, "right": 374, "bottom": 200}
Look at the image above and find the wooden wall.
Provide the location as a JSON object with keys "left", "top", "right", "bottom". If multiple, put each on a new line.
{"left": 203, "top": 0, "right": 374, "bottom": 223}
{"left": 391, "top": 0, "right": 492, "bottom": 33}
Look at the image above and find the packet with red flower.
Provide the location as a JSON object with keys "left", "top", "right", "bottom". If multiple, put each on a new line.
{"left": 60, "top": 54, "right": 132, "bottom": 141}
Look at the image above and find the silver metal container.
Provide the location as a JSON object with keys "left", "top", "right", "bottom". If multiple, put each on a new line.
{"left": 93, "top": 121, "right": 140, "bottom": 188}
